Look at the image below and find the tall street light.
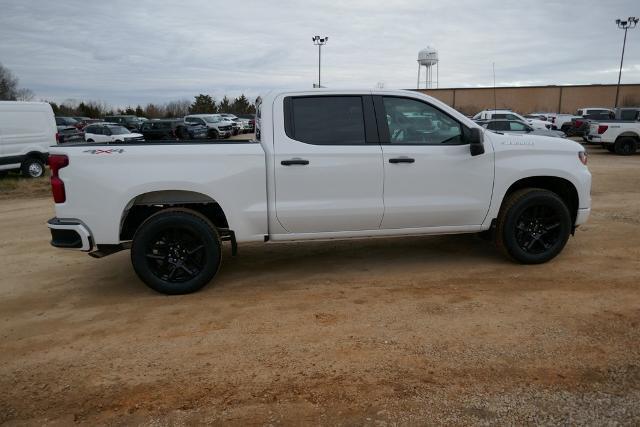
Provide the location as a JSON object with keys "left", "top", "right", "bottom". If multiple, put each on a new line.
{"left": 312, "top": 36, "right": 328, "bottom": 88}
{"left": 614, "top": 17, "right": 638, "bottom": 107}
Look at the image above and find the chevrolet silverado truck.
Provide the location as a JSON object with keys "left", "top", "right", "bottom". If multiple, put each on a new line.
{"left": 46, "top": 89, "right": 592, "bottom": 294}
{"left": 587, "top": 110, "right": 640, "bottom": 155}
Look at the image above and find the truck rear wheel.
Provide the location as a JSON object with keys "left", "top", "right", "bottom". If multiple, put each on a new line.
{"left": 495, "top": 189, "right": 571, "bottom": 264}
{"left": 131, "top": 209, "right": 221, "bottom": 294}
{"left": 614, "top": 137, "right": 637, "bottom": 156}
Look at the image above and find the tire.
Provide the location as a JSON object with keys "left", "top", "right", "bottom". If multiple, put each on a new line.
{"left": 86, "top": 139, "right": 94, "bottom": 142}
{"left": 176, "top": 126, "right": 190, "bottom": 140}
{"left": 130, "top": 209, "right": 221, "bottom": 295}
{"left": 207, "top": 129, "right": 219, "bottom": 139}
{"left": 495, "top": 188, "right": 572, "bottom": 264}
{"left": 21, "top": 157, "right": 45, "bottom": 178}
{"left": 614, "top": 137, "right": 637, "bottom": 156}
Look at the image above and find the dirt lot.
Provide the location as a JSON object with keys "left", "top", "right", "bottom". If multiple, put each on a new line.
{"left": 1, "top": 145, "right": 639, "bottom": 425}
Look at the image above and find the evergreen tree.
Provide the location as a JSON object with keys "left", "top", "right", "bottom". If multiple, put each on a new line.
{"left": 217, "top": 96, "right": 231, "bottom": 113}
{"left": 231, "top": 94, "right": 251, "bottom": 114}
{"left": 189, "top": 94, "right": 217, "bottom": 114}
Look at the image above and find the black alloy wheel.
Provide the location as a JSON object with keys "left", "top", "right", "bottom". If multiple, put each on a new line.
{"left": 131, "top": 209, "right": 221, "bottom": 294}
{"left": 496, "top": 189, "right": 572, "bottom": 264}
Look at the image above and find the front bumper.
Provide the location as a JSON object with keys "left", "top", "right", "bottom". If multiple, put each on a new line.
{"left": 47, "top": 218, "right": 93, "bottom": 251}
{"left": 575, "top": 208, "right": 591, "bottom": 226}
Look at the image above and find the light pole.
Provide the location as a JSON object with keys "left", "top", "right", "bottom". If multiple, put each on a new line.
{"left": 312, "top": 36, "right": 328, "bottom": 88}
{"left": 614, "top": 17, "right": 638, "bottom": 107}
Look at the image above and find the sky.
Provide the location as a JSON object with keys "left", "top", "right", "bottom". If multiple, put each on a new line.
{"left": 1, "top": 0, "right": 639, "bottom": 107}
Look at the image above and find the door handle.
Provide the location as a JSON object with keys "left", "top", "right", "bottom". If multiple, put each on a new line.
{"left": 388, "top": 157, "right": 415, "bottom": 164}
{"left": 281, "top": 158, "right": 310, "bottom": 166}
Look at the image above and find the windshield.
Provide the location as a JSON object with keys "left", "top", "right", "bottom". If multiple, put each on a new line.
{"left": 202, "top": 116, "right": 221, "bottom": 123}
{"left": 108, "top": 126, "right": 131, "bottom": 135}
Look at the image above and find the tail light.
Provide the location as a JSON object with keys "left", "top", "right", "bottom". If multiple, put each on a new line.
{"left": 597, "top": 125, "right": 608, "bottom": 134}
{"left": 49, "top": 154, "right": 69, "bottom": 203}
{"left": 574, "top": 120, "right": 584, "bottom": 128}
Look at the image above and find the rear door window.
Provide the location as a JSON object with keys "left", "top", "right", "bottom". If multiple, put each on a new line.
{"left": 285, "top": 96, "right": 366, "bottom": 145}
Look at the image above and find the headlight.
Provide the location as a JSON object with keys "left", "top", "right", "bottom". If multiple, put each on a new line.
{"left": 578, "top": 151, "right": 588, "bottom": 165}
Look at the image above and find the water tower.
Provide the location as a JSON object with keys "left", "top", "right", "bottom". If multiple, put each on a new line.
{"left": 417, "top": 47, "right": 439, "bottom": 89}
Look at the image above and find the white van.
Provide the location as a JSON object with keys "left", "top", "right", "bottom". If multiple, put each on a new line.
{"left": 0, "top": 101, "right": 56, "bottom": 178}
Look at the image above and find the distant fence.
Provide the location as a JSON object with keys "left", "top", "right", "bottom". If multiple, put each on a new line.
{"left": 414, "top": 84, "right": 640, "bottom": 115}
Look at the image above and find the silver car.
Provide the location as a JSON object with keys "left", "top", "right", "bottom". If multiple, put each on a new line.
{"left": 482, "top": 120, "right": 566, "bottom": 138}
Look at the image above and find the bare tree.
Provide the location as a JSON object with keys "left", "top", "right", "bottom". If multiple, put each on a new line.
{"left": 0, "top": 62, "right": 19, "bottom": 100}
{"left": 15, "top": 88, "right": 34, "bottom": 101}
{"left": 164, "top": 99, "right": 191, "bottom": 118}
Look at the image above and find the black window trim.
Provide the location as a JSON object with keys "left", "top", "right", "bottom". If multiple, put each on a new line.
{"left": 373, "top": 95, "right": 470, "bottom": 146}
{"left": 283, "top": 95, "right": 379, "bottom": 146}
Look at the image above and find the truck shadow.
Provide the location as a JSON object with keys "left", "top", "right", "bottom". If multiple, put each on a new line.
{"left": 79, "top": 234, "right": 505, "bottom": 298}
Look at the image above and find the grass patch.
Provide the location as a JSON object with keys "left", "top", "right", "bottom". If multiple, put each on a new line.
{"left": 0, "top": 172, "right": 51, "bottom": 200}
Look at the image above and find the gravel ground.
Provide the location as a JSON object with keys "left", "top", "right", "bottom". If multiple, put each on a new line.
{"left": 0, "top": 144, "right": 639, "bottom": 425}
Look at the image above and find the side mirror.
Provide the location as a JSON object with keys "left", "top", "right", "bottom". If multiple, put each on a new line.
{"left": 468, "top": 127, "right": 485, "bottom": 156}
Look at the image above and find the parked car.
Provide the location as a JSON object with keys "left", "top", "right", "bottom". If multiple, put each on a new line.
{"left": 219, "top": 114, "right": 241, "bottom": 135}
{"left": 586, "top": 114, "right": 640, "bottom": 155}
{"left": 481, "top": 119, "right": 566, "bottom": 138}
{"left": 57, "top": 126, "right": 84, "bottom": 144}
{"left": 83, "top": 123, "right": 144, "bottom": 143}
{"left": 139, "top": 119, "right": 208, "bottom": 140}
{"left": 585, "top": 107, "right": 640, "bottom": 147}
{"left": 473, "top": 109, "right": 550, "bottom": 130}
{"left": 184, "top": 114, "right": 233, "bottom": 138}
{"left": 563, "top": 108, "right": 615, "bottom": 137}
{"left": 46, "top": 89, "right": 591, "bottom": 295}
{"left": 552, "top": 114, "right": 579, "bottom": 131}
{"left": 55, "top": 116, "right": 82, "bottom": 130}
{"left": 103, "top": 115, "right": 145, "bottom": 131}
{"left": 1, "top": 101, "right": 56, "bottom": 178}
{"left": 236, "top": 114, "right": 256, "bottom": 132}
{"left": 613, "top": 107, "right": 640, "bottom": 121}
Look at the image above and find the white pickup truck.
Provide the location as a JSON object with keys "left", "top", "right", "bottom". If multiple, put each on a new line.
{"left": 587, "top": 115, "right": 640, "bottom": 155}
{"left": 47, "top": 89, "right": 592, "bottom": 294}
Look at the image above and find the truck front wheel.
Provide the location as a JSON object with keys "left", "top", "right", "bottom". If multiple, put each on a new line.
{"left": 495, "top": 189, "right": 571, "bottom": 264}
{"left": 131, "top": 209, "right": 221, "bottom": 294}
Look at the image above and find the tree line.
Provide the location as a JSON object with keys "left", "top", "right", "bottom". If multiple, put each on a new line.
{"left": 2, "top": 61, "right": 257, "bottom": 119}
{"left": 49, "top": 94, "right": 257, "bottom": 119}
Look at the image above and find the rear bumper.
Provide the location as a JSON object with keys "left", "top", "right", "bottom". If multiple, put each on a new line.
{"left": 47, "top": 217, "right": 94, "bottom": 251}
{"left": 575, "top": 208, "right": 591, "bottom": 226}
{"left": 587, "top": 135, "right": 601, "bottom": 143}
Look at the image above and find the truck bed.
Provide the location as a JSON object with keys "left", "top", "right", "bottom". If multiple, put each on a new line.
{"left": 49, "top": 139, "right": 268, "bottom": 244}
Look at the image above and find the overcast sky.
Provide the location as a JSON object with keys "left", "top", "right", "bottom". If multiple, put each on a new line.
{"left": 1, "top": 0, "right": 639, "bottom": 107}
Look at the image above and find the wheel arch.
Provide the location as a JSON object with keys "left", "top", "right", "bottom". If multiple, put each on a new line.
{"left": 501, "top": 176, "right": 579, "bottom": 225}
{"left": 23, "top": 151, "right": 48, "bottom": 164}
{"left": 615, "top": 131, "right": 640, "bottom": 141}
{"left": 119, "top": 190, "right": 230, "bottom": 241}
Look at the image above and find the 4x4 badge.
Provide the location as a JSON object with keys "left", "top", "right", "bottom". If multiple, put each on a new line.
{"left": 83, "top": 149, "right": 125, "bottom": 154}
